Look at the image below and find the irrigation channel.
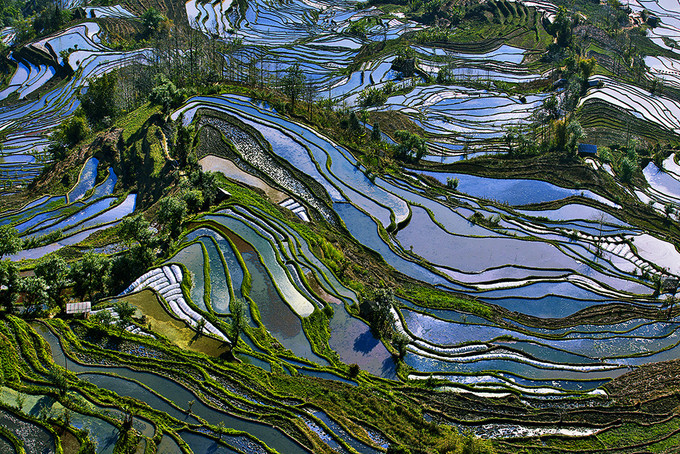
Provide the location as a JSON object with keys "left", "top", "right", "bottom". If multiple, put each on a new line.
{"left": 2, "top": 0, "right": 680, "bottom": 452}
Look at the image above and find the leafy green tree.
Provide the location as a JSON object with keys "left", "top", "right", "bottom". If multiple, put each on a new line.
{"left": 392, "top": 332, "right": 409, "bottom": 359}
{"left": 227, "top": 298, "right": 248, "bottom": 346}
{"left": 49, "top": 367, "right": 68, "bottom": 396}
{"left": 157, "top": 196, "right": 187, "bottom": 239}
{"left": 369, "top": 287, "right": 395, "bottom": 338}
{"left": 114, "top": 301, "right": 135, "bottom": 325}
{"left": 188, "top": 169, "right": 219, "bottom": 207}
{"left": 70, "top": 252, "right": 111, "bottom": 301}
{"left": 149, "top": 74, "right": 185, "bottom": 113}
{"left": 92, "top": 310, "right": 114, "bottom": 327}
{"left": 20, "top": 276, "right": 50, "bottom": 314}
{"left": 111, "top": 215, "right": 158, "bottom": 293}
{"left": 118, "top": 214, "right": 154, "bottom": 248}
{"left": 348, "top": 111, "right": 361, "bottom": 133}
{"left": 0, "top": 225, "right": 22, "bottom": 259}
{"left": 49, "top": 115, "right": 90, "bottom": 160}
{"left": 371, "top": 122, "right": 382, "bottom": 142}
{"left": 394, "top": 130, "right": 427, "bottom": 162}
{"left": 173, "top": 116, "right": 195, "bottom": 167}
{"left": 0, "top": 259, "right": 19, "bottom": 312}
{"left": 79, "top": 72, "right": 117, "bottom": 128}
{"left": 34, "top": 255, "right": 70, "bottom": 311}
{"left": 547, "top": 7, "right": 574, "bottom": 48}
{"left": 183, "top": 189, "right": 204, "bottom": 213}
{"left": 281, "top": 63, "right": 305, "bottom": 109}
{"left": 141, "top": 7, "right": 168, "bottom": 35}
{"left": 196, "top": 317, "right": 206, "bottom": 334}
{"left": 32, "top": 3, "right": 71, "bottom": 35}
{"left": 618, "top": 155, "right": 637, "bottom": 183}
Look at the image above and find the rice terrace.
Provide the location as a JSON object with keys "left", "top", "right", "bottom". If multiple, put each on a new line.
{"left": 3, "top": 0, "right": 680, "bottom": 452}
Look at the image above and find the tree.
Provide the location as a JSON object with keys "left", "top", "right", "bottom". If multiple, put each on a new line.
{"left": 566, "top": 120, "right": 584, "bottom": 158}
{"left": 371, "top": 122, "right": 382, "bottom": 142}
{"left": 542, "top": 95, "right": 559, "bottom": 121}
{"left": 49, "top": 367, "right": 69, "bottom": 396}
{"left": 141, "top": 7, "right": 168, "bottom": 35}
{"left": 394, "top": 130, "right": 427, "bottom": 162}
{"left": 392, "top": 332, "right": 410, "bottom": 359}
{"left": 548, "top": 7, "right": 574, "bottom": 48}
{"left": 0, "top": 225, "right": 21, "bottom": 259}
{"left": 118, "top": 214, "right": 154, "bottom": 248}
{"left": 348, "top": 111, "right": 361, "bottom": 134}
{"left": 21, "top": 276, "right": 50, "bottom": 314}
{"left": 281, "top": 63, "right": 305, "bottom": 109}
{"left": 49, "top": 115, "right": 90, "bottom": 159}
{"left": 173, "top": 116, "right": 195, "bottom": 167}
{"left": 35, "top": 255, "right": 70, "bottom": 311}
{"left": 0, "top": 260, "right": 19, "bottom": 312}
{"left": 92, "top": 310, "right": 114, "bottom": 327}
{"left": 368, "top": 287, "right": 395, "bottom": 338}
{"left": 79, "top": 72, "right": 117, "bottom": 128}
{"left": 579, "top": 57, "right": 597, "bottom": 90}
{"left": 183, "top": 189, "right": 204, "bottom": 214}
{"left": 227, "top": 298, "right": 247, "bottom": 346}
{"left": 196, "top": 317, "right": 206, "bottom": 334}
{"left": 70, "top": 252, "right": 111, "bottom": 301}
{"left": 149, "top": 74, "right": 185, "bottom": 114}
{"left": 114, "top": 301, "right": 135, "bottom": 326}
{"left": 188, "top": 169, "right": 219, "bottom": 207}
{"left": 157, "top": 196, "right": 187, "bottom": 239}
{"left": 618, "top": 155, "right": 637, "bottom": 183}
{"left": 664, "top": 203, "right": 675, "bottom": 222}
{"left": 32, "top": 3, "right": 71, "bottom": 35}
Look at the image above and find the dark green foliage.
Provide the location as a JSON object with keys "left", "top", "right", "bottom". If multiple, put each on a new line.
{"left": 281, "top": 63, "right": 305, "bottom": 108}
{"left": 0, "top": 259, "right": 19, "bottom": 311}
{"left": 0, "top": 0, "right": 22, "bottom": 28}
{"left": 394, "top": 130, "right": 427, "bottom": 162}
{"left": 34, "top": 256, "right": 70, "bottom": 310}
{"left": 545, "top": 7, "right": 575, "bottom": 47}
{"left": 392, "top": 332, "right": 409, "bottom": 358}
{"left": 188, "top": 169, "right": 219, "bottom": 207}
{"left": 92, "top": 310, "right": 114, "bottom": 327}
{"left": 366, "top": 287, "right": 395, "bottom": 338}
{"left": 348, "top": 111, "right": 361, "bottom": 133}
{"left": 173, "top": 116, "right": 195, "bottom": 167}
{"left": 48, "top": 115, "right": 90, "bottom": 160}
{"left": 149, "top": 74, "right": 186, "bottom": 113}
{"left": 141, "top": 7, "right": 168, "bottom": 35}
{"left": 111, "top": 215, "right": 159, "bottom": 293}
{"left": 227, "top": 298, "right": 247, "bottom": 346}
{"left": 182, "top": 189, "right": 204, "bottom": 213}
{"left": 79, "top": 73, "right": 118, "bottom": 129}
{"left": 48, "top": 366, "right": 68, "bottom": 395}
{"left": 618, "top": 155, "right": 637, "bottom": 183}
{"left": 386, "top": 445, "right": 411, "bottom": 454}
{"left": 70, "top": 252, "right": 111, "bottom": 301}
{"left": 113, "top": 301, "right": 135, "bottom": 325}
{"left": 391, "top": 48, "right": 417, "bottom": 77}
{"left": 118, "top": 214, "right": 154, "bottom": 248}
{"left": 32, "top": 3, "right": 71, "bottom": 36}
{"left": 371, "top": 122, "right": 382, "bottom": 142}
{"left": 446, "top": 177, "right": 459, "bottom": 190}
{"left": 0, "top": 225, "right": 21, "bottom": 259}
{"left": 157, "top": 196, "right": 187, "bottom": 239}
{"left": 358, "top": 83, "right": 395, "bottom": 107}
{"left": 20, "top": 276, "right": 49, "bottom": 313}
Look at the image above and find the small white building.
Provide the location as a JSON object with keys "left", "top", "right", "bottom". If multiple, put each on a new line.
{"left": 66, "top": 301, "right": 91, "bottom": 315}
